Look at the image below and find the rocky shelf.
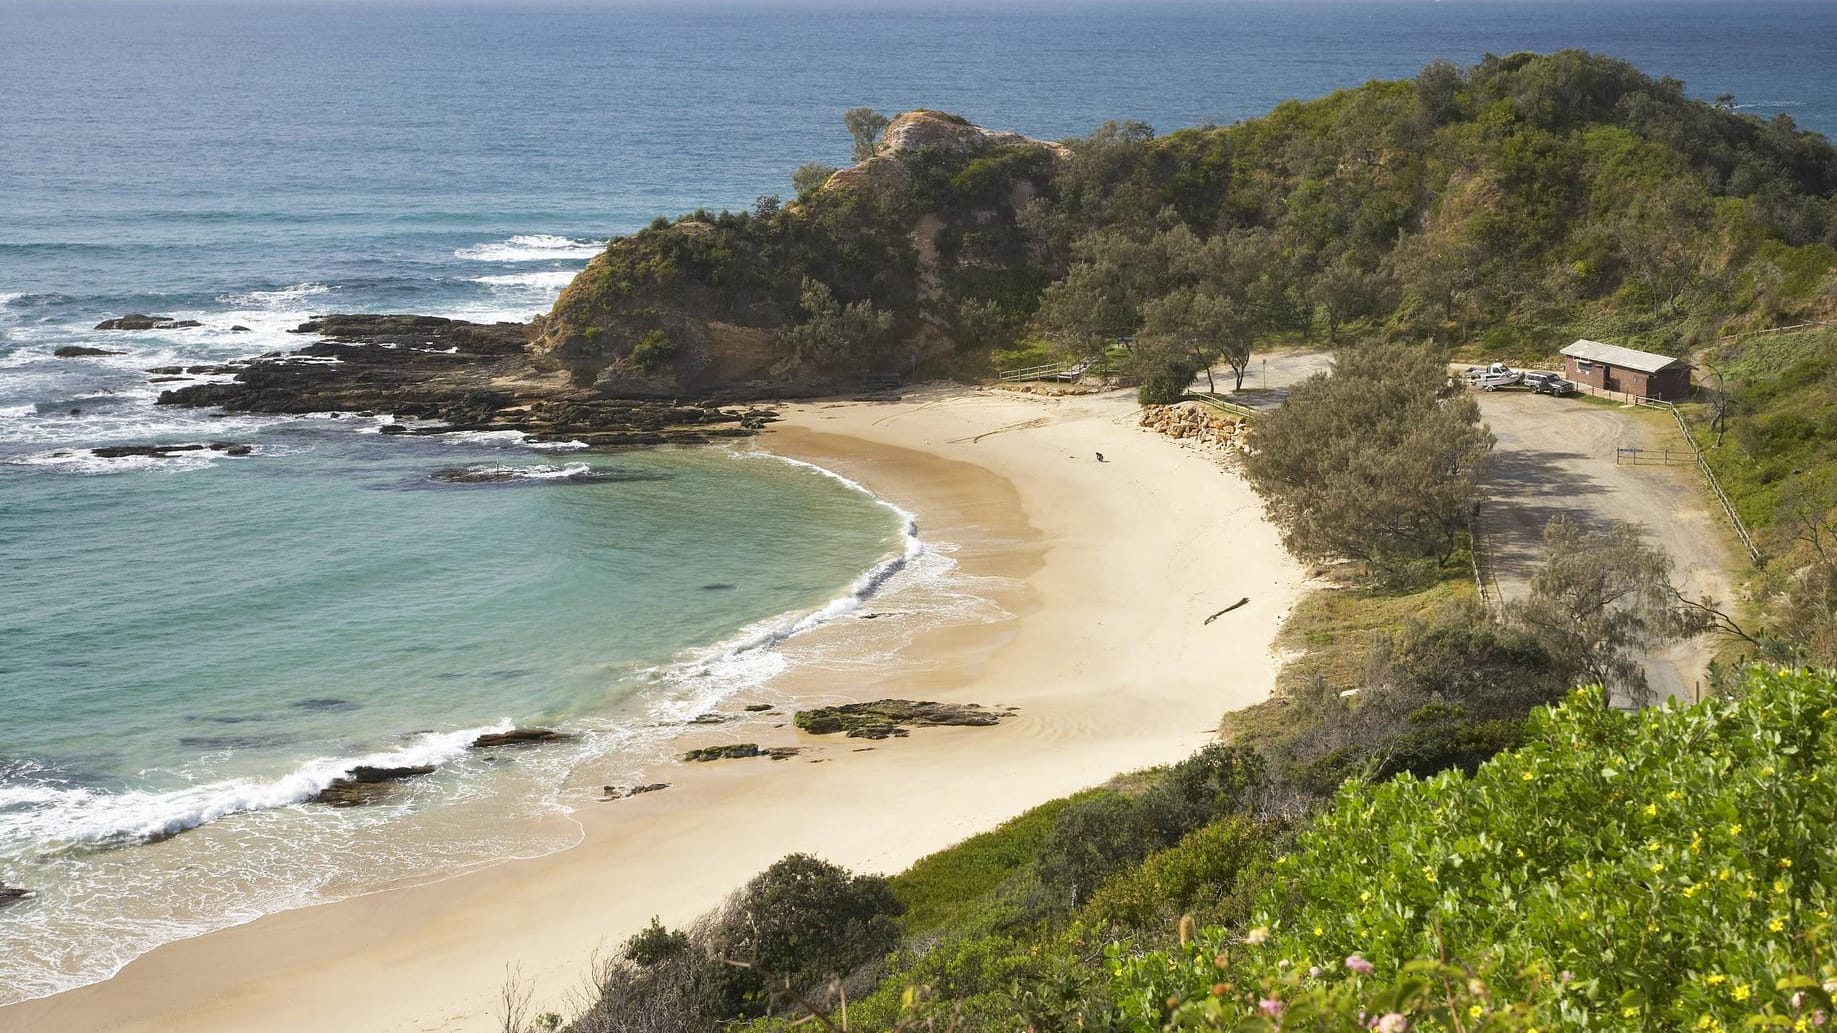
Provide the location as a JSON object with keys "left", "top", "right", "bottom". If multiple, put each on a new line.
{"left": 152, "top": 314, "right": 784, "bottom": 447}
{"left": 793, "top": 700, "right": 1007, "bottom": 740}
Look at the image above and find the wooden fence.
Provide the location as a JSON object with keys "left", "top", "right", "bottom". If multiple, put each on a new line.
{"left": 1633, "top": 398, "right": 1762, "bottom": 565}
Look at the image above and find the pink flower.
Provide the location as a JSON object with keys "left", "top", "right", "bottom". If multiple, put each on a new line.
{"left": 1346, "top": 955, "right": 1375, "bottom": 975}
{"left": 1375, "top": 1014, "right": 1409, "bottom": 1033}
{"left": 1260, "top": 998, "right": 1286, "bottom": 1018}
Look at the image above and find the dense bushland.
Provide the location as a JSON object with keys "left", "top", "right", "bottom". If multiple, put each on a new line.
{"left": 536, "top": 50, "right": 1837, "bottom": 394}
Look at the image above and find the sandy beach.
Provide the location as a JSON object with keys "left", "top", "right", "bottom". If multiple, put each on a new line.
{"left": 0, "top": 386, "right": 1305, "bottom": 1033}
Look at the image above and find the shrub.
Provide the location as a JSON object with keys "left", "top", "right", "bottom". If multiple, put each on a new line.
{"left": 1079, "top": 817, "right": 1275, "bottom": 937}
{"left": 627, "top": 329, "right": 677, "bottom": 372}
{"left": 710, "top": 853, "right": 905, "bottom": 1000}
{"left": 1136, "top": 357, "right": 1195, "bottom": 405}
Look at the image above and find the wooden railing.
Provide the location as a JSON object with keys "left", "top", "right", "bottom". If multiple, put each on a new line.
{"left": 1188, "top": 392, "right": 1260, "bottom": 419}
{"left": 1635, "top": 398, "right": 1762, "bottom": 565}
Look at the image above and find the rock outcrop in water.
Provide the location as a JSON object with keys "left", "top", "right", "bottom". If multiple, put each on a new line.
{"left": 311, "top": 764, "right": 436, "bottom": 807}
{"left": 54, "top": 345, "right": 126, "bottom": 357}
{"left": 471, "top": 727, "right": 574, "bottom": 748}
{"left": 0, "top": 883, "right": 29, "bottom": 907}
{"left": 154, "top": 315, "right": 783, "bottom": 446}
{"left": 95, "top": 315, "right": 202, "bottom": 331}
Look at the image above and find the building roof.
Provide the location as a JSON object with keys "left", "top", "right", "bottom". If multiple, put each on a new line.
{"left": 1561, "top": 339, "right": 1690, "bottom": 374}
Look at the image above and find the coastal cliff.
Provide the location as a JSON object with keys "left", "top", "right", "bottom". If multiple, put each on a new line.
{"left": 529, "top": 110, "right": 1069, "bottom": 393}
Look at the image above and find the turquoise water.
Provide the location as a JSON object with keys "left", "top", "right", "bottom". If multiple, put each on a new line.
{"left": 4, "top": 0, "right": 1834, "bottom": 1005}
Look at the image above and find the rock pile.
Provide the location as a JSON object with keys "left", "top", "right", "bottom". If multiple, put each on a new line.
{"left": 1138, "top": 403, "right": 1249, "bottom": 450}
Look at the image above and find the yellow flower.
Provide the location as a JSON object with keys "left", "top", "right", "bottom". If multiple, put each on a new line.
{"left": 1718, "top": 868, "right": 1732, "bottom": 882}
{"left": 1684, "top": 883, "right": 1701, "bottom": 898}
{"left": 1521, "top": 770, "right": 1535, "bottom": 781}
{"left": 1423, "top": 867, "right": 1438, "bottom": 884}
{"left": 1668, "top": 789, "right": 1684, "bottom": 801}
{"left": 1760, "top": 765, "right": 1776, "bottom": 777}
{"left": 1360, "top": 891, "right": 1371, "bottom": 903}
{"left": 1651, "top": 862, "right": 1665, "bottom": 874}
{"left": 1705, "top": 973, "right": 1727, "bottom": 986}
{"left": 1515, "top": 848, "right": 1525, "bottom": 859}
{"left": 1770, "top": 916, "right": 1786, "bottom": 932}
{"left": 1733, "top": 983, "right": 1752, "bottom": 1002}
{"left": 1644, "top": 803, "right": 1658, "bottom": 817}
{"left": 1623, "top": 1005, "right": 1641, "bottom": 1018}
{"left": 1730, "top": 823, "right": 1743, "bottom": 836}
{"left": 1313, "top": 926, "right": 1323, "bottom": 937}
{"left": 1780, "top": 858, "right": 1794, "bottom": 869}
{"left": 1578, "top": 910, "right": 1592, "bottom": 922}
{"left": 1470, "top": 1005, "right": 1485, "bottom": 1019}
{"left": 1774, "top": 879, "right": 1788, "bottom": 895}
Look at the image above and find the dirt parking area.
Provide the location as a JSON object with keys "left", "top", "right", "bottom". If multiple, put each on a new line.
{"left": 1474, "top": 389, "right": 1742, "bottom": 702}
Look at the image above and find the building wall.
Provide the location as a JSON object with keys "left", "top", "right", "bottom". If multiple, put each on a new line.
{"left": 1563, "top": 357, "right": 1692, "bottom": 401}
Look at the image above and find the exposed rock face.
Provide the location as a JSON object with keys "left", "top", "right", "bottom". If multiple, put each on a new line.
{"left": 472, "top": 728, "right": 574, "bottom": 748}
{"left": 1138, "top": 403, "right": 1250, "bottom": 451}
{"left": 54, "top": 346, "right": 125, "bottom": 357}
{"left": 95, "top": 315, "right": 201, "bottom": 331}
{"left": 311, "top": 764, "right": 436, "bottom": 807}
{"left": 153, "top": 315, "right": 779, "bottom": 446}
{"left": 793, "top": 700, "right": 1005, "bottom": 739}
{"left": 680, "top": 743, "right": 802, "bottom": 762}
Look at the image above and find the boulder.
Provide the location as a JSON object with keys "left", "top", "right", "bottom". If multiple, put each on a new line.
{"left": 682, "top": 743, "right": 761, "bottom": 762}
{"left": 230, "top": 325, "right": 252, "bottom": 333}
{"left": 472, "top": 728, "right": 573, "bottom": 748}
{"left": 603, "top": 782, "right": 670, "bottom": 799}
{"left": 793, "top": 700, "right": 1002, "bottom": 738}
{"left": 742, "top": 703, "right": 775, "bottom": 712}
{"left": 54, "top": 346, "right": 124, "bottom": 357}
{"left": 311, "top": 764, "right": 435, "bottom": 807}
{"left": 93, "top": 315, "right": 203, "bottom": 331}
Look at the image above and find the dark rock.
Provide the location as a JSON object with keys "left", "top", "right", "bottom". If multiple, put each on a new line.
{"left": 742, "top": 703, "right": 775, "bottom": 712}
{"left": 312, "top": 764, "right": 435, "bottom": 807}
{"left": 93, "top": 315, "right": 201, "bottom": 331}
{"left": 701, "top": 583, "right": 738, "bottom": 591}
{"left": 794, "top": 700, "right": 1002, "bottom": 738}
{"left": 0, "top": 884, "right": 29, "bottom": 906}
{"left": 681, "top": 743, "right": 761, "bottom": 762}
{"left": 230, "top": 325, "right": 252, "bottom": 333}
{"left": 687, "top": 713, "right": 732, "bottom": 725}
{"left": 379, "top": 424, "right": 409, "bottom": 435}
{"left": 54, "top": 346, "right": 125, "bottom": 357}
{"left": 95, "top": 314, "right": 172, "bottom": 330}
{"left": 472, "top": 727, "right": 573, "bottom": 748}
{"left": 766, "top": 747, "right": 801, "bottom": 760}
{"left": 88, "top": 442, "right": 253, "bottom": 460}
{"left": 603, "top": 782, "right": 670, "bottom": 799}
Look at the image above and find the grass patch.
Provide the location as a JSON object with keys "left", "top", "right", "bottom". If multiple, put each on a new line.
{"left": 1272, "top": 569, "right": 1475, "bottom": 695}
{"left": 888, "top": 791, "right": 1096, "bottom": 935}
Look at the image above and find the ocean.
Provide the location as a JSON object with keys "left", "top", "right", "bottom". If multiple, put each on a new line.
{"left": 2, "top": 0, "right": 1833, "bottom": 1005}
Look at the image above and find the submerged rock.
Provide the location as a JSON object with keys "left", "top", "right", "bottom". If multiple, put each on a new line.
{"left": 472, "top": 728, "right": 573, "bottom": 748}
{"left": 794, "top": 700, "right": 1003, "bottom": 738}
{"left": 54, "top": 346, "right": 125, "bottom": 357}
{"left": 312, "top": 764, "right": 436, "bottom": 807}
{"left": 0, "top": 883, "right": 29, "bottom": 906}
{"left": 742, "top": 703, "right": 775, "bottom": 712}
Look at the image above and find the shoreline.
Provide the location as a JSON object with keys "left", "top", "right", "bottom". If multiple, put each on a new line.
{"left": 0, "top": 385, "right": 1307, "bottom": 1033}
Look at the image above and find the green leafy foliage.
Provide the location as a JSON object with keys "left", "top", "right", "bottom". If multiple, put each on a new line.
{"left": 1109, "top": 667, "right": 1837, "bottom": 1031}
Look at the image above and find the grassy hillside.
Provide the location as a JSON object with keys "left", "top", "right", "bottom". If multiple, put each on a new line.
{"left": 532, "top": 51, "right": 1837, "bottom": 395}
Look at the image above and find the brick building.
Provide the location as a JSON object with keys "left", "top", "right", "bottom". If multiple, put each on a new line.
{"left": 1560, "top": 339, "right": 1693, "bottom": 401}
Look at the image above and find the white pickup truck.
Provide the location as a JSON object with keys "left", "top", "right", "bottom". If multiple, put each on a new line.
{"left": 1464, "top": 362, "right": 1525, "bottom": 391}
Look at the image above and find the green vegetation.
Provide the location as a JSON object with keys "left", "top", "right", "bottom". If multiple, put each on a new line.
{"left": 535, "top": 51, "right": 1837, "bottom": 394}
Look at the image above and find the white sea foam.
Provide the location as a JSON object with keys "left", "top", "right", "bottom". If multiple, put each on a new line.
{"left": 650, "top": 451, "right": 928, "bottom": 701}
{"left": 471, "top": 270, "right": 577, "bottom": 290}
{"left": 216, "top": 282, "right": 336, "bottom": 310}
{"left": 5, "top": 449, "right": 219, "bottom": 475}
{"left": 0, "top": 722, "right": 512, "bottom": 849}
{"left": 448, "top": 461, "right": 596, "bottom": 481}
{"left": 441, "top": 429, "right": 535, "bottom": 447}
{"left": 0, "top": 402, "right": 36, "bottom": 419}
{"left": 455, "top": 234, "right": 605, "bottom": 262}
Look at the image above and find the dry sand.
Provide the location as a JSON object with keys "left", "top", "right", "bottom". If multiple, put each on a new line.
{"left": 1, "top": 386, "right": 1305, "bottom": 1033}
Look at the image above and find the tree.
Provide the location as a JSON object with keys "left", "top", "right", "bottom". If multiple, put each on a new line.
{"left": 709, "top": 853, "right": 904, "bottom": 1000}
{"left": 843, "top": 107, "right": 889, "bottom": 162}
{"left": 1243, "top": 343, "right": 1494, "bottom": 571}
{"left": 1033, "top": 229, "right": 1162, "bottom": 354}
{"left": 776, "top": 277, "right": 894, "bottom": 368}
{"left": 1138, "top": 287, "right": 1251, "bottom": 392}
{"left": 790, "top": 161, "right": 837, "bottom": 197}
{"left": 1509, "top": 517, "right": 1699, "bottom": 707}
{"left": 1310, "top": 252, "right": 1389, "bottom": 342}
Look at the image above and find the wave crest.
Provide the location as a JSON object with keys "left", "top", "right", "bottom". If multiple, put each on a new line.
{"left": 455, "top": 235, "right": 605, "bottom": 262}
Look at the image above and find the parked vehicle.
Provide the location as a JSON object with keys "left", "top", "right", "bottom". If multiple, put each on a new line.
{"left": 1464, "top": 362, "right": 1525, "bottom": 391}
{"left": 1524, "top": 371, "right": 1577, "bottom": 396}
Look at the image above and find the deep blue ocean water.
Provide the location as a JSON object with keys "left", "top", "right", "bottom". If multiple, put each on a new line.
{"left": 1, "top": 0, "right": 1833, "bottom": 1004}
